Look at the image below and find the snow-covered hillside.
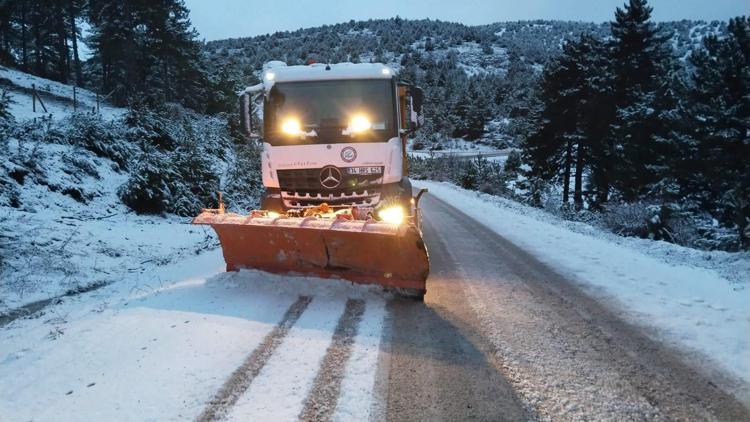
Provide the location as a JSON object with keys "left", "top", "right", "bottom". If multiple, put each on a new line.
{"left": 0, "top": 66, "right": 123, "bottom": 120}
{"left": 0, "top": 129, "right": 214, "bottom": 316}
{"left": 0, "top": 70, "right": 232, "bottom": 316}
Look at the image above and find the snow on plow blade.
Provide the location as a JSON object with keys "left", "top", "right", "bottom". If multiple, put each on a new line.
{"left": 193, "top": 212, "right": 429, "bottom": 294}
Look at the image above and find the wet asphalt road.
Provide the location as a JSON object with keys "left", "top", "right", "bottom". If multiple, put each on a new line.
{"left": 379, "top": 193, "right": 749, "bottom": 421}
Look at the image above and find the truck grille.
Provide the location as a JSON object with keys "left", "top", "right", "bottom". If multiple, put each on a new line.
{"left": 276, "top": 167, "right": 384, "bottom": 191}
{"left": 276, "top": 169, "right": 321, "bottom": 190}
{"left": 281, "top": 190, "right": 381, "bottom": 208}
{"left": 276, "top": 167, "right": 385, "bottom": 208}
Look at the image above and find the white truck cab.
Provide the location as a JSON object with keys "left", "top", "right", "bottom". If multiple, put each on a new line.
{"left": 239, "top": 61, "right": 423, "bottom": 212}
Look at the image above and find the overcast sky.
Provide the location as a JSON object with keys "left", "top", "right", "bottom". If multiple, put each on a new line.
{"left": 183, "top": 0, "right": 748, "bottom": 41}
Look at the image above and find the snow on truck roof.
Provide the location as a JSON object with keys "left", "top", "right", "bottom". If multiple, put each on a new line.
{"left": 262, "top": 61, "right": 394, "bottom": 83}
{"left": 242, "top": 62, "right": 395, "bottom": 94}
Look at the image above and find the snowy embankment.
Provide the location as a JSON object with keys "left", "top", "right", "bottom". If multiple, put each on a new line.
{"left": 408, "top": 143, "right": 513, "bottom": 165}
{"left": 407, "top": 138, "right": 508, "bottom": 158}
{"left": 0, "top": 255, "right": 386, "bottom": 421}
{"left": 0, "top": 68, "right": 224, "bottom": 315}
{"left": 0, "top": 65, "right": 123, "bottom": 120}
{"left": 415, "top": 180, "right": 750, "bottom": 384}
{"left": 0, "top": 135, "right": 212, "bottom": 314}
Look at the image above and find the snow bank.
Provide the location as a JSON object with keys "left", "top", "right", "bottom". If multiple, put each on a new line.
{"left": 416, "top": 181, "right": 750, "bottom": 384}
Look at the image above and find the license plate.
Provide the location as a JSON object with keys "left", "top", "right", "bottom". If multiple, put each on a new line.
{"left": 346, "top": 166, "right": 382, "bottom": 175}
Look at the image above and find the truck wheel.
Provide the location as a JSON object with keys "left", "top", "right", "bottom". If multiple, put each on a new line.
{"left": 399, "top": 178, "right": 415, "bottom": 213}
{"left": 389, "top": 287, "right": 425, "bottom": 301}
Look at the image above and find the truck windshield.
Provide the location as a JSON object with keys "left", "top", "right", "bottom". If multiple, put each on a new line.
{"left": 265, "top": 79, "right": 396, "bottom": 145}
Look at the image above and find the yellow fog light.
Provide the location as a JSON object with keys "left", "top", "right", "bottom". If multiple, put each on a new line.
{"left": 281, "top": 118, "right": 302, "bottom": 135}
{"left": 379, "top": 206, "right": 405, "bottom": 225}
{"left": 349, "top": 115, "right": 371, "bottom": 133}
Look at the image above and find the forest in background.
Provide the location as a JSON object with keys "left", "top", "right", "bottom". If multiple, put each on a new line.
{"left": 0, "top": 0, "right": 747, "bottom": 251}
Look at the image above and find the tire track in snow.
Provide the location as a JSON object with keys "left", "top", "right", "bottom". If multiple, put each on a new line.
{"left": 224, "top": 293, "right": 347, "bottom": 420}
{"left": 196, "top": 295, "right": 312, "bottom": 422}
{"left": 299, "top": 299, "right": 366, "bottom": 421}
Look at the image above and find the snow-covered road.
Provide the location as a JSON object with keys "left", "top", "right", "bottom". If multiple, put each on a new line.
{"left": 0, "top": 251, "right": 387, "bottom": 421}
{"left": 1, "top": 184, "right": 748, "bottom": 420}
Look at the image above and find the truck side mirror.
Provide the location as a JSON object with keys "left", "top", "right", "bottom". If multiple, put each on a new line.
{"left": 409, "top": 86, "right": 424, "bottom": 129}
{"left": 398, "top": 82, "right": 424, "bottom": 134}
{"left": 239, "top": 93, "right": 261, "bottom": 141}
{"left": 411, "top": 87, "right": 423, "bottom": 115}
{"left": 239, "top": 93, "right": 252, "bottom": 136}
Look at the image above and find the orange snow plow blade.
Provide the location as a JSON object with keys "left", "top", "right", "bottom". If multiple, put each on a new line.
{"left": 193, "top": 212, "right": 429, "bottom": 294}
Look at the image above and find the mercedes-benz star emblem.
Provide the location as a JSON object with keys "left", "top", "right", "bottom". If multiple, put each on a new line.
{"left": 319, "top": 166, "right": 342, "bottom": 189}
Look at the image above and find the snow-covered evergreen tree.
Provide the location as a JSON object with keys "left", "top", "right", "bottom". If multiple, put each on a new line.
{"left": 87, "top": 0, "right": 208, "bottom": 109}
{"left": 223, "top": 143, "right": 264, "bottom": 212}
{"left": 680, "top": 16, "right": 750, "bottom": 248}
{"left": 608, "top": 0, "right": 675, "bottom": 200}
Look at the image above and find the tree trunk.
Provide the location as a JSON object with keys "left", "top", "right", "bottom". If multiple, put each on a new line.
{"left": 56, "top": 10, "right": 69, "bottom": 83}
{"left": 163, "top": 60, "right": 170, "bottom": 102}
{"left": 0, "top": 10, "right": 9, "bottom": 64}
{"left": 599, "top": 175, "right": 610, "bottom": 205}
{"left": 562, "top": 139, "right": 572, "bottom": 205}
{"left": 574, "top": 140, "right": 584, "bottom": 210}
{"left": 33, "top": 13, "right": 42, "bottom": 76}
{"left": 69, "top": 0, "right": 82, "bottom": 85}
{"left": 20, "top": 2, "right": 27, "bottom": 70}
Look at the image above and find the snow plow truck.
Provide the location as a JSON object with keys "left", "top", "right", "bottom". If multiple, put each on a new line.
{"left": 193, "top": 61, "right": 430, "bottom": 299}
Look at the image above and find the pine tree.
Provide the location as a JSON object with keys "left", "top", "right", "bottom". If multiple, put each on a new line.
{"left": 0, "top": 1, "right": 15, "bottom": 65}
{"left": 451, "top": 84, "right": 472, "bottom": 138}
{"left": 18, "top": 0, "right": 28, "bottom": 71}
{"left": 576, "top": 34, "right": 616, "bottom": 208}
{"left": 205, "top": 57, "right": 244, "bottom": 114}
{"left": 224, "top": 143, "right": 264, "bottom": 212}
{"left": 87, "top": 0, "right": 207, "bottom": 109}
{"left": 682, "top": 16, "right": 750, "bottom": 247}
{"left": 87, "top": 1, "right": 140, "bottom": 105}
{"left": 465, "top": 80, "right": 490, "bottom": 140}
{"left": 25, "top": 0, "right": 62, "bottom": 80}
{"left": 608, "top": 0, "right": 674, "bottom": 200}
{"left": 523, "top": 43, "right": 580, "bottom": 206}
{"left": 118, "top": 146, "right": 174, "bottom": 214}
{"left": 51, "top": 0, "right": 69, "bottom": 83}
{"left": 523, "top": 33, "right": 618, "bottom": 209}
{"left": 68, "top": 0, "right": 84, "bottom": 85}
{"left": 141, "top": 0, "right": 206, "bottom": 107}
{"left": 169, "top": 126, "right": 220, "bottom": 216}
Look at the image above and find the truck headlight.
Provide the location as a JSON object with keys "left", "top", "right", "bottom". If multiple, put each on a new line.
{"left": 281, "top": 118, "right": 302, "bottom": 135}
{"left": 349, "top": 115, "right": 371, "bottom": 133}
{"left": 378, "top": 206, "right": 405, "bottom": 225}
